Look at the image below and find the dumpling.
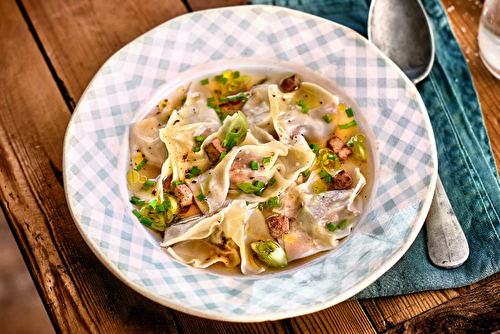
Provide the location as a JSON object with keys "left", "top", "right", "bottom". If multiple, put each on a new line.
{"left": 161, "top": 200, "right": 273, "bottom": 274}
{"left": 279, "top": 169, "right": 366, "bottom": 262}
{"left": 187, "top": 131, "right": 314, "bottom": 215}
{"left": 269, "top": 82, "right": 339, "bottom": 147}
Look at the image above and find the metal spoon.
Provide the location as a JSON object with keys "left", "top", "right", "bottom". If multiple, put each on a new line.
{"left": 368, "top": 0, "right": 469, "bottom": 268}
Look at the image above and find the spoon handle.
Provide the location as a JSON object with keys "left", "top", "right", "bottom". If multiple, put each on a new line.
{"left": 426, "top": 176, "right": 469, "bottom": 268}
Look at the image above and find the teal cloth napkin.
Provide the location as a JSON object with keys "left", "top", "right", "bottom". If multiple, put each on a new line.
{"left": 250, "top": 0, "right": 500, "bottom": 298}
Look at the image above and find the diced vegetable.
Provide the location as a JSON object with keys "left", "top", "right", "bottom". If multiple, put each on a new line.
{"left": 251, "top": 240, "right": 288, "bottom": 268}
{"left": 338, "top": 120, "right": 357, "bottom": 129}
{"left": 346, "top": 134, "right": 367, "bottom": 162}
{"left": 318, "top": 148, "right": 340, "bottom": 175}
{"left": 134, "top": 158, "right": 148, "bottom": 171}
{"left": 298, "top": 100, "right": 308, "bottom": 114}
{"left": 327, "top": 222, "right": 337, "bottom": 232}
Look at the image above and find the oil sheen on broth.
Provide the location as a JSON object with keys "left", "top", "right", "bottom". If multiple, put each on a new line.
{"left": 127, "top": 69, "right": 370, "bottom": 275}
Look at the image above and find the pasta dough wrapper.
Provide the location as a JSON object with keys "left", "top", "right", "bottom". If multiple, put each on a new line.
{"left": 162, "top": 200, "right": 273, "bottom": 274}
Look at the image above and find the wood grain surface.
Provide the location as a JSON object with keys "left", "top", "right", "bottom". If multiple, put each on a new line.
{"left": 1, "top": 0, "right": 500, "bottom": 333}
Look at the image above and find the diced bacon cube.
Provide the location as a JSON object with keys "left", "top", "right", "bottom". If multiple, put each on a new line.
{"left": 204, "top": 138, "right": 227, "bottom": 162}
{"left": 174, "top": 184, "right": 193, "bottom": 208}
{"left": 331, "top": 170, "right": 353, "bottom": 190}
{"left": 267, "top": 215, "right": 291, "bottom": 238}
{"left": 327, "top": 135, "right": 352, "bottom": 161}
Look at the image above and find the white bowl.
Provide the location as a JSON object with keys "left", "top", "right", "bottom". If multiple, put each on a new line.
{"left": 63, "top": 5, "right": 437, "bottom": 322}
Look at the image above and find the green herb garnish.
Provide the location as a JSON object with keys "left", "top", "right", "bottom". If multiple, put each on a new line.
{"left": 338, "top": 120, "right": 357, "bottom": 129}
{"left": 298, "top": 100, "right": 308, "bottom": 114}
{"left": 337, "top": 219, "right": 349, "bottom": 229}
{"left": 134, "top": 158, "right": 148, "bottom": 171}
{"left": 322, "top": 114, "right": 333, "bottom": 123}
{"left": 327, "top": 222, "right": 337, "bottom": 232}
{"left": 250, "top": 160, "right": 259, "bottom": 171}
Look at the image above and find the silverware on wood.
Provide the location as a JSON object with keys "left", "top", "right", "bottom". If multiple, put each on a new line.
{"left": 367, "top": 0, "right": 469, "bottom": 268}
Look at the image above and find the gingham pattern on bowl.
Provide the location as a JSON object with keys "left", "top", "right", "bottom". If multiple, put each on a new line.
{"left": 63, "top": 5, "right": 437, "bottom": 321}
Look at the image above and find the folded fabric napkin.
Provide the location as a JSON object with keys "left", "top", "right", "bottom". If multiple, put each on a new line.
{"left": 250, "top": 0, "right": 500, "bottom": 299}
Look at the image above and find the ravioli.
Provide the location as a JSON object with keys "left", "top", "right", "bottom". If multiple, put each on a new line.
{"left": 127, "top": 70, "right": 370, "bottom": 275}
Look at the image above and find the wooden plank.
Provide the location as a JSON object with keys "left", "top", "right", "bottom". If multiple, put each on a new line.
{"left": 0, "top": 0, "right": 182, "bottom": 333}
{"left": 441, "top": 0, "right": 500, "bottom": 166}
{"left": 361, "top": 290, "right": 458, "bottom": 332}
{"left": 289, "top": 301, "right": 376, "bottom": 334}
{"left": 386, "top": 276, "right": 500, "bottom": 333}
{"left": 174, "top": 312, "right": 290, "bottom": 334}
{"left": 20, "top": 0, "right": 188, "bottom": 104}
{"left": 187, "top": 0, "right": 248, "bottom": 11}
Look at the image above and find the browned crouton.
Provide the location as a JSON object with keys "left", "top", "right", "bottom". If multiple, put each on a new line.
{"left": 279, "top": 75, "right": 300, "bottom": 93}
{"left": 327, "top": 135, "right": 352, "bottom": 161}
{"left": 219, "top": 101, "right": 243, "bottom": 116}
{"left": 204, "top": 138, "right": 227, "bottom": 162}
{"left": 174, "top": 184, "right": 193, "bottom": 208}
{"left": 331, "top": 170, "right": 353, "bottom": 190}
{"left": 267, "top": 215, "right": 291, "bottom": 238}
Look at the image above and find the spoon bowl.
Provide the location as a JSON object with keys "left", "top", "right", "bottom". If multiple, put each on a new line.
{"left": 367, "top": 0, "right": 435, "bottom": 83}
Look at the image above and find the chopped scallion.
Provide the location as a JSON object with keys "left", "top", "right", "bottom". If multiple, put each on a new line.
{"left": 219, "top": 96, "right": 228, "bottom": 103}
{"left": 327, "top": 154, "right": 337, "bottom": 160}
{"left": 201, "top": 78, "right": 209, "bottom": 85}
{"left": 156, "top": 204, "right": 166, "bottom": 213}
{"left": 318, "top": 171, "right": 332, "bottom": 183}
{"left": 221, "top": 77, "right": 228, "bottom": 85}
{"left": 233, "top": 71, "right": 240, "bottom": 79}
{"left": 255, "top": 78, "right": 267, "bottom": 85}
{"left": 327, "top": 222, "right": 337, "bottom": 232}
{"left": 269, "top": 196, "right": 280, "bottom": 208}
{"left": 148, "top": 199, "right": 158, "bottom": 210}
{"left": 268, "top": 178, "right": 276, "bottom": 186}
{"left": 132, "top": 209, "right": 142, "bottom": 219}
{"left": 215, "top": 74, "right": 223, "bottom": 81}
{"left": 130, "top": 196, "right": 145, "bottom": 205}
{"left": 237, "top": 183, "right": 260, "bottom": 194}
{"left": 193, "top": 147, "right": 201, "bottom": 152}
{"left": 172, "top": 180, "right": 183, "bottom": 186}
{"left": 298, "top": 100, "right": 308, "bottom": 114}
{"left": 208, "top": 102, "right": 217, "bottom": 109}
{"left": 134, "top": 158, "right": 148, "bottom": 171}
{"left": 309, "top": 143, "right": 320, "bottom": 152}
{"left": 262, "top": 156, "right": 271, "bottom": 163}
{"left": 181, "top": 96, "right": 187, "bottom": 105}
{"left": 322, "top": 114, "right": 333, "bottom": 123}
{"left": 253, "top": 180, "right": 265, "bottom": 189}
{"left": 228, "top": 132, "right": 241, "bottom": 138}
{"left": 190, "top": 166, "right": 201, "bottom": 175}
{"left": 207, "top": 97, "right": 215, "bottom": 103}
{"left": 219, "top": 151, "right": 227, "bottom": 160}
{"left": 196, "top": 193, "right": 206, "bottom": 201}
{"left": 145, "top": 179, "right": 156, "bottom": 186}
{"left": 250, "top": 160, "right": 259, "bottom": 171}
{"left": 337, "top": 219, "right": 349, "bottom": 229}
{"left": 345, "top": 108, "right": 354, "bottom": 117}
{"left": 302, "top": 169, "right": 310, "bottom": 178}
{"left": 140, "top": 217, "right": 153, "bottom": 227}
{"left": 338, "top": 120, "right": 357, "bottom": 129}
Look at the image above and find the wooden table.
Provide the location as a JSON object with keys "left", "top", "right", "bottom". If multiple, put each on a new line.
{"left": 1, "top": 0, "right": 499, "bottom": 332}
